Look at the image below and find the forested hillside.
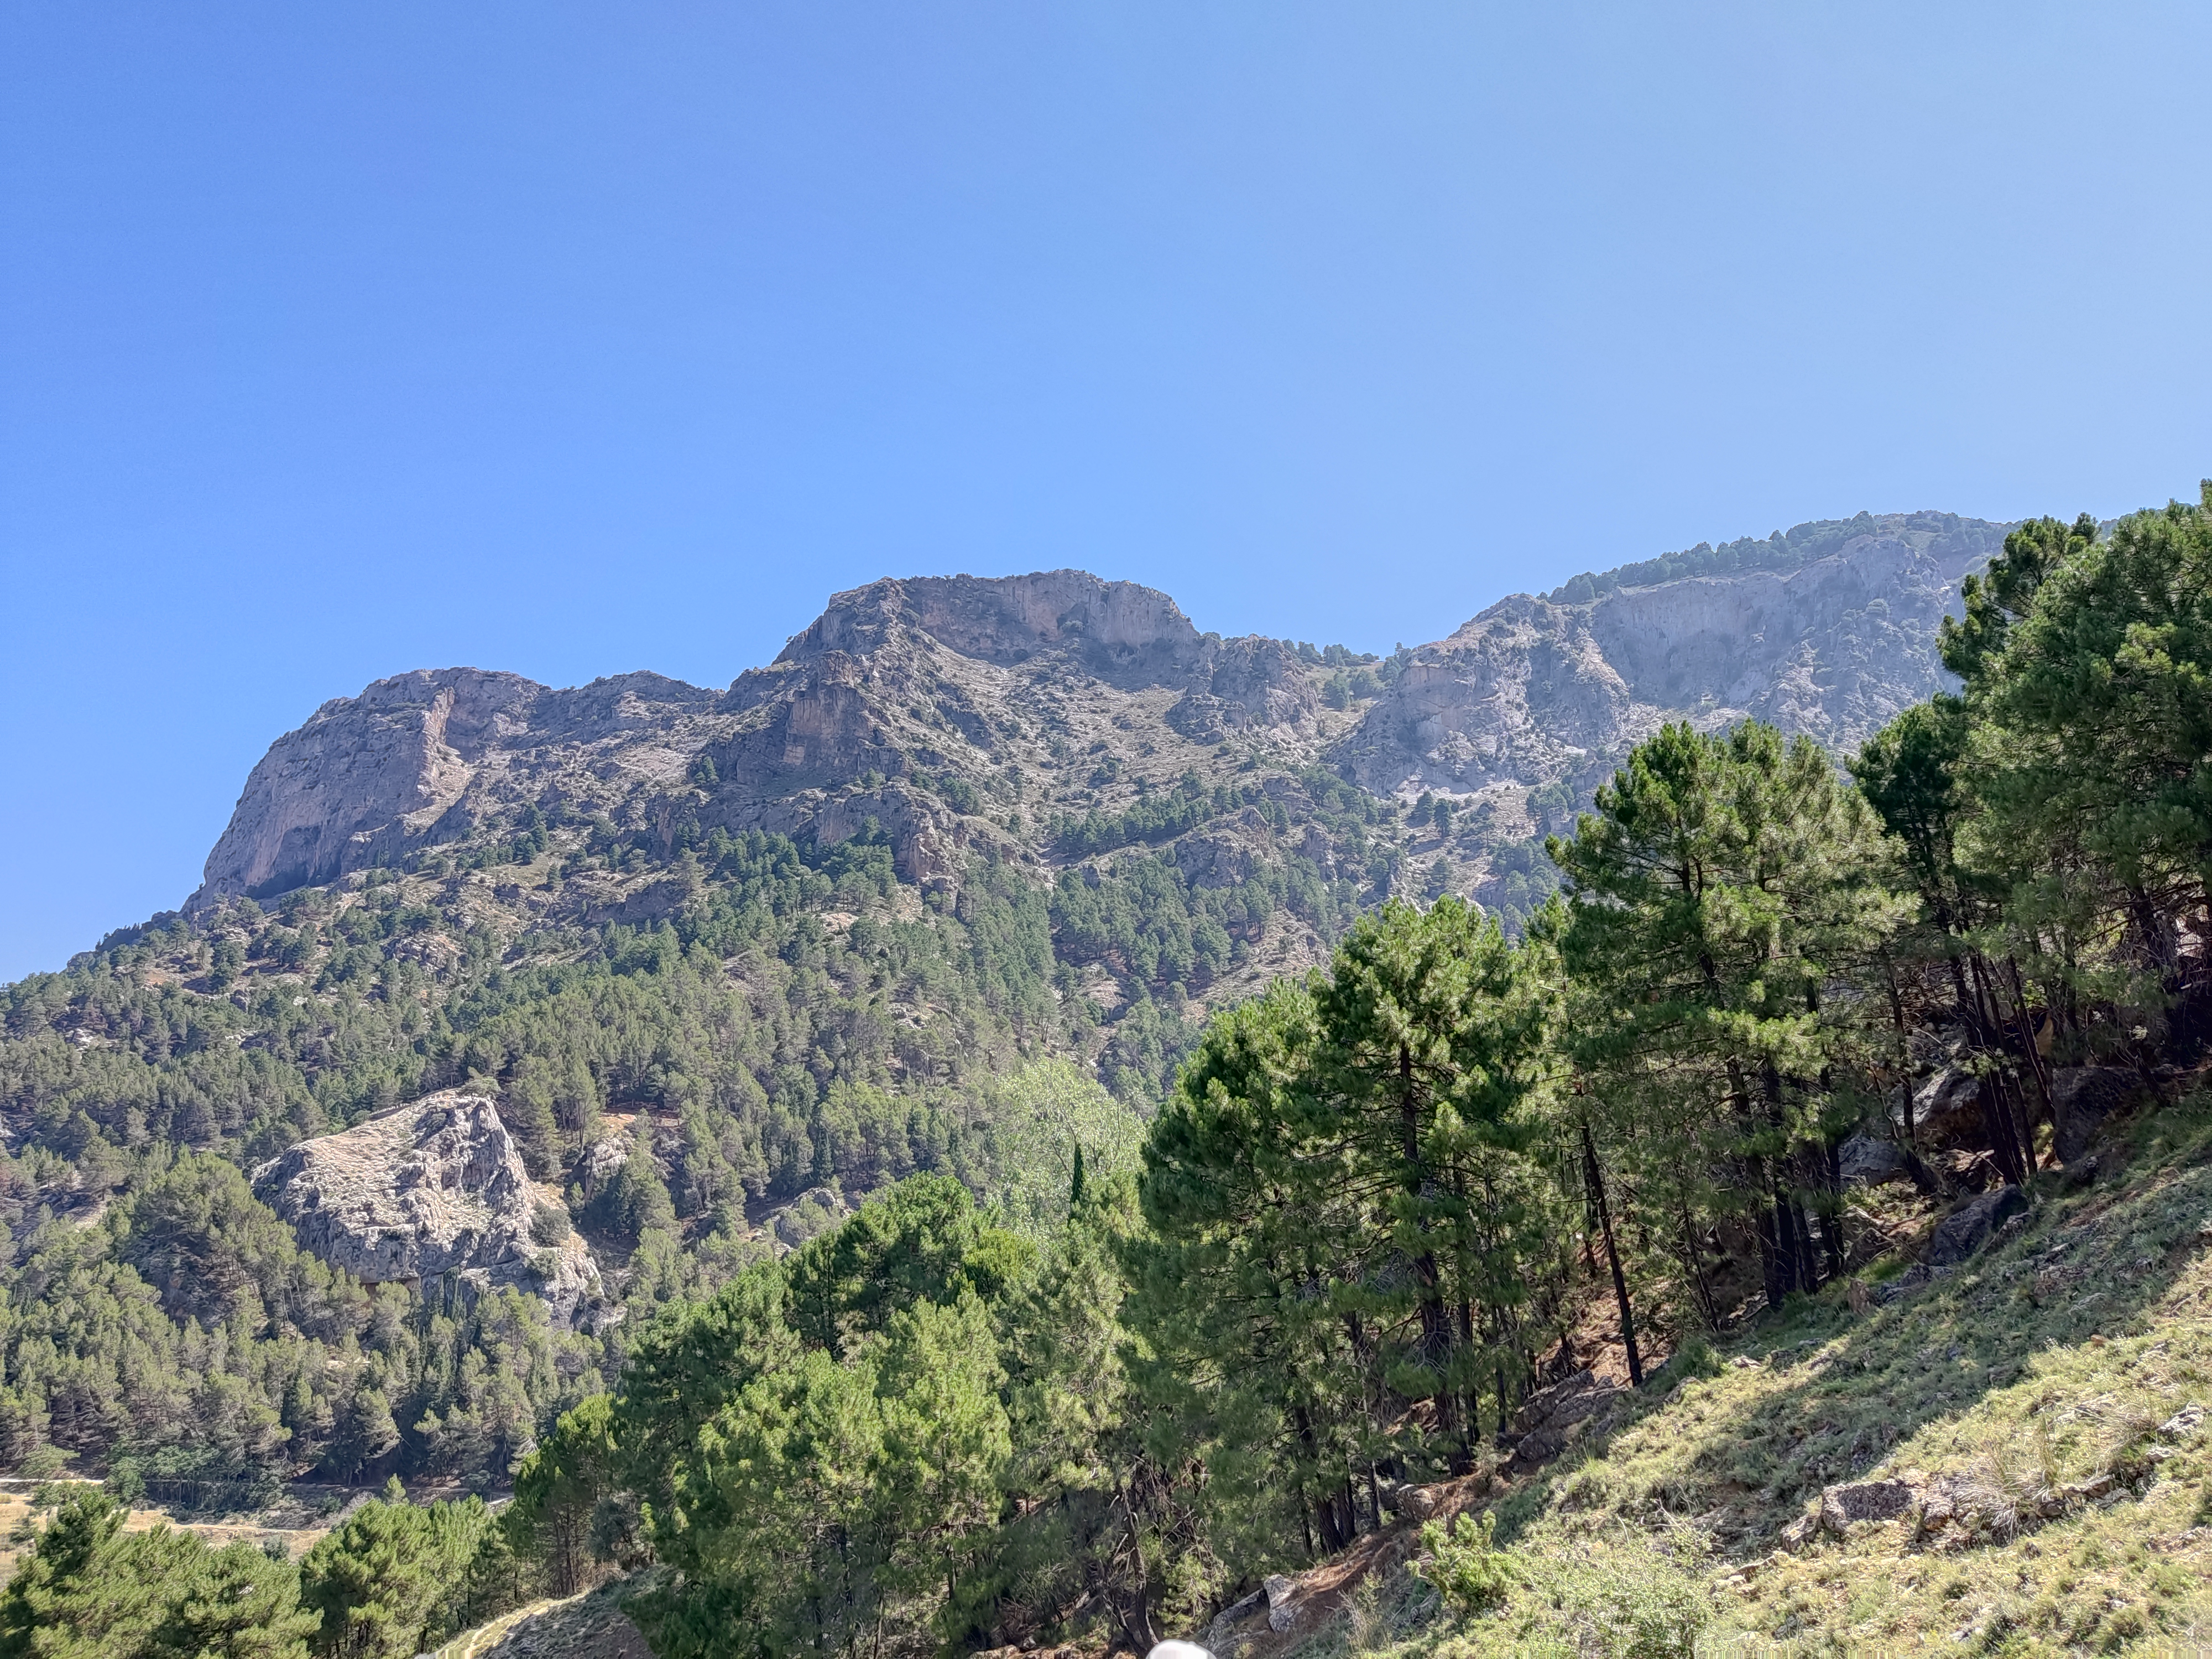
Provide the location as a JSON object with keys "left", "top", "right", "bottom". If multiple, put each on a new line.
{"left": 18, "top": 487, "right": 2212, "bottom": 1655}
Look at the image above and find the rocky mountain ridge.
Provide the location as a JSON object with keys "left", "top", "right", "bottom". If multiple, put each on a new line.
{"left": 187, "top": 512, "right": 2006, "bottom": 945}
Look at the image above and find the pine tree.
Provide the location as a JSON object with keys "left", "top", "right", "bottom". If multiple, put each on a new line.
{"left": 1963, "top": 486, "right": 2212, "bottom": 1024}
{"left": 0, "top": 1490, "right": 317, "bottom": 1659}
{"left": 1550, "top": 721, "right": 1909, "bottom": 1312}
{"left": 1134, "top": 899, "right": 1556, "bottom": 1559}
{"left": 507, "top": 1394, "right": 620, "bottom": 1597}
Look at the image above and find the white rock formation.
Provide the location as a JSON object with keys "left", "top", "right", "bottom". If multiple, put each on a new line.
{"left": 253, "top": 1090, "right": 600, "bottom": 1326}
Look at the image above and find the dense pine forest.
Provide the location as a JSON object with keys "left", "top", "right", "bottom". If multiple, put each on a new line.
{"left": 4, "top": 486, "right": 2212, "bottom": 1655}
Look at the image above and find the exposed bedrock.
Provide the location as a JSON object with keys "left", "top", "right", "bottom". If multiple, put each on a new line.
{"left": 253, "top": 1091, "right": 601, "bottom": 1327}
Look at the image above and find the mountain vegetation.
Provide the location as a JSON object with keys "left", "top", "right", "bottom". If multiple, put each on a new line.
{"left": 4, "top": 487, "right": 2212, "bottom": 1654}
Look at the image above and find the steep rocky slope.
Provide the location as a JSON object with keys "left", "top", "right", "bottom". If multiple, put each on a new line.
{"left": 1338, "top": 511, "right": 2005, "bottom": 805}
{"left": 199, "top": 671, "right": 728, "bottom": 902}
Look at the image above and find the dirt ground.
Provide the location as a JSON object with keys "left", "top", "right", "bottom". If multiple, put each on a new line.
{"left": 434, "top": 1578, "right": 654, "bottom": 1658}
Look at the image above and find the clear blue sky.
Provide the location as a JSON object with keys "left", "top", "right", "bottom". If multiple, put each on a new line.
{"left": 4, "top": 3, "right": 2209, "bottom": 980}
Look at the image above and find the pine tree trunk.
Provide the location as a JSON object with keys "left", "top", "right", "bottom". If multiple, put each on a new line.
{"left": 1580, "top": 1120, "right": 1642, "bottom": 1385}
{"left": 1751, "top": 1160, "right": 1788, "bottom": 1310}
{"left": 1822, "top": 1140, "right": 1847, "bottom": 1281}
{"left": 1399, "top": 1042, "right": 1459, "bottom": 1449}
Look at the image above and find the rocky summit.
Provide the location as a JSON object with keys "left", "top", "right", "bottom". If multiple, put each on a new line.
{"left": 1339, "top": 509, "right": 2005, "bottom": 801}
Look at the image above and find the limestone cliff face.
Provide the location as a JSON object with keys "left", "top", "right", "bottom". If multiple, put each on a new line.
{"left": 252, "top": 1091, "right": 601, "bottom": 1326}
{"left": 705, "top": 572, "right": 1317, "bottom": 885}
{"left": 847, "top": 570, "right": 1202, "bottom": 676}
{"left": 199, "top": 671, "right": 530, "bottom": 899}
{"left": 191, "top": 572, "right": 1327, "bottom": 908}
{"left": 195, "top": 670, "right": 726, "bottom": 904}
{"left": 1340, "top": 518, "right": 2001, "bottom": 796}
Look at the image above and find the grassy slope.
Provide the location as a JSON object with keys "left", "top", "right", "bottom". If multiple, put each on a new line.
{"left": 1283, "top": 1088, "right": 2212, "bottom": 1657}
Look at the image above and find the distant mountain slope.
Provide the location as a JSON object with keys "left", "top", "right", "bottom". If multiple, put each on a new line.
{"left": 192, "top": 516, "right": 2007, "bottom": 940}
{"left": 1339, "top": 511, "right": 2006, "bottom": 804}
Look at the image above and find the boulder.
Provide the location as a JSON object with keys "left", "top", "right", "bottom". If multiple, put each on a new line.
{"left": 1923, "top": 1186, "right": 2029, "bottom": 1268}
{"left": 1173, "top": 831, "right": 1258, "bottom": 889}
{"left": 254, "top": 1090, "right": 601, "bottom": 1326}
{"left": 1907, "top": 1068, "right": 1986, "bottom": 1145}
{"left": 580, "top": 1135, "right": 630, "bottom": 1191}
{"left": 1819, "top": 1478, "right": 1916, "bottom": 1533}
{"left": 1507, "top": 1369, "right": 1622, "bottom": 1468}
{"left": 1913, "top": 1472, "right": 2015, "bottom": 1542}
{"left": 2051, "top": 1067, "right": 2141, "bottom": 1165}
{"left": 1837, "top": 1133, "right": 1909, "bottom": 1187}
{"left": 1205, "top": 1587, "right": 1269, "bottom": 1656}
{"left": 1263, "top": 1573, "right": 1303, "bottom": 1634}
{"left": 1787, "top": 1470, "right": 2016, "bottom": 1550}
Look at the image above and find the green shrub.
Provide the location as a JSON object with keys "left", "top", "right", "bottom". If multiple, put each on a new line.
{"left": 1418, "top": 1510, "right": 1521, "bottom": 1615}
{"left": 1644, "top": 1336, "right": 1721, "bottom": 1392}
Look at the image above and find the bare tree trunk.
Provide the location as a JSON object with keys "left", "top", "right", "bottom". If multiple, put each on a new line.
{"left": 2004, "top": 956, "right": 2053, "bottom": 1141}
{"left": 1580, "top": 1120, "right": 1642, "bottom": 1384}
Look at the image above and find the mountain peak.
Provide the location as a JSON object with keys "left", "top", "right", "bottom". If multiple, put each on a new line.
{"left": 775, "top": 569, "right": 1204, "bottom": 680}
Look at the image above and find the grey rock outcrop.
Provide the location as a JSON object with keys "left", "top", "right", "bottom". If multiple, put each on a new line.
{"left": 1206, "top": 1587, "right": 1269, "bottom": 1656}
{"left": 1264, "top": 1574, "right": 1302, "bottom": 1633}
{"left": 1819, "top": 1478, "right": 1917, "bottom": 1532}
{"left": 194, "top": 670, "right": 723, "bottom": 903}
{"left": 1339, "top": 514, "right": 2007, "bottom": 796}
{"left": 1838, "top": 1132, "right": 1910, "bottom": 1187}
{"left": 1787, "top": 1462, "right": 2127, "bottom": 1551}
{"left": 1506, "top": 1366, "right": 1624, "bottom": 1468}
{"left": 254, "top": 1091, "right": 600, "bottom": 1326}
{"left": 1907, "top": 1068, "right": 1987, "bottom": 1145}
{"left": 708, "top": 572, "right": 1321, "bottom": 885}
{"left": 824, "top": 570, "right": 1201, "bottom": 679}
{"left": 1924, "top": 1185, "right": 2030, "bottom": 1268}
